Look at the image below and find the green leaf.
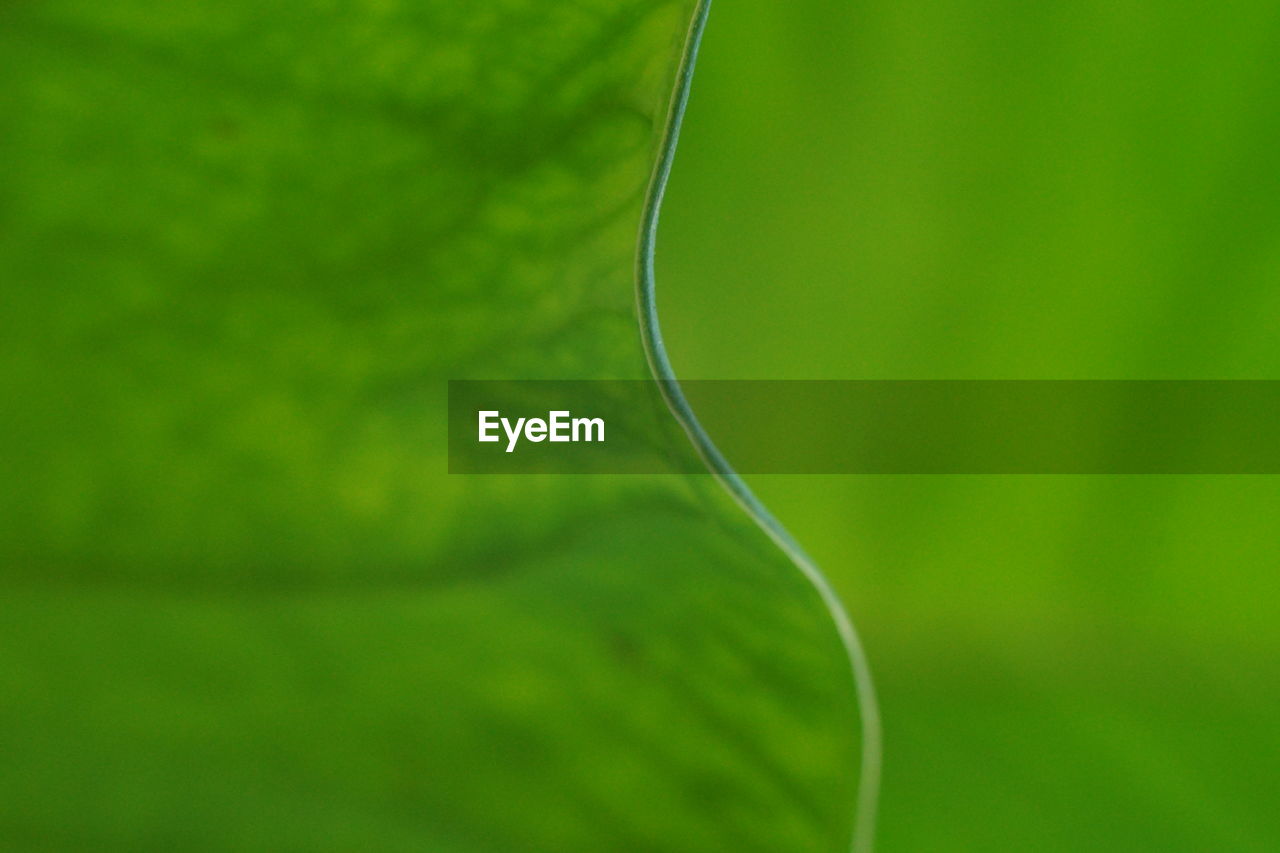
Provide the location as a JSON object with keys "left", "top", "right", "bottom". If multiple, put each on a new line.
{"left": 0, "top": 2, "right": 864, "bottom": 851}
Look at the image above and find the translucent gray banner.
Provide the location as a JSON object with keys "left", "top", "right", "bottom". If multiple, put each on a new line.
{"left": 448, "top": 381, "right": 1280, "bottom": 474}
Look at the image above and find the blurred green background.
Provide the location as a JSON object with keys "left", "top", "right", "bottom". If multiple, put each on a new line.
{"left": 7, "top": 0, "right": 1279, "bottom": 849}
{"left": 660, "top": 1, "right": 1280, "bottom": 850}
